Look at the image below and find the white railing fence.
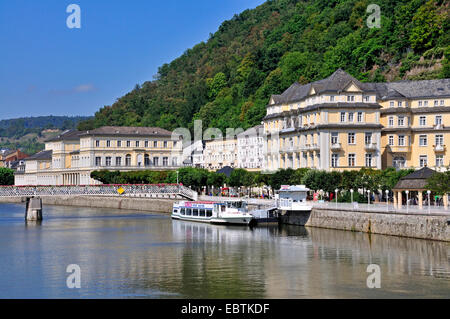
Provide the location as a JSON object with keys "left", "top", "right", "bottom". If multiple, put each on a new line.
{"left": 0, "top": 184, "right": 198, "bottom": 201}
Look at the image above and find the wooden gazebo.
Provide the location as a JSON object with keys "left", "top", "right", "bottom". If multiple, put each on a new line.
{"left": 392, "top": 167, "right": 447, "bottom": 209}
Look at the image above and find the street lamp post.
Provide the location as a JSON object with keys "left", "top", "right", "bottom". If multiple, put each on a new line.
{"left": 367, "top": 190, "right": 371, "bottom": 205}
{"left": 350, "top": 189, "right": 354, "bottom": 203}
{"left": 427, "top": 190, "right": 432, "bottom": 213}
{"left": 176, "top": 171, "right": 179, "bottom": 185}
{"left": 335, "top": 189, "right": 339, "bottom": 207}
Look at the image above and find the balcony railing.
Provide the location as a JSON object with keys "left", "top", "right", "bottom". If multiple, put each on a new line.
{"left": 389, "top": 145, "right": 411, "bottom": 153}
{"left": 435, "top": 145, "right": 445, "bottom": 152}
{"left": 331, "top": 143, "right": 342, "bottom": 151}
{"left": 364, "top": 143, "right": 378, "bottom": 151}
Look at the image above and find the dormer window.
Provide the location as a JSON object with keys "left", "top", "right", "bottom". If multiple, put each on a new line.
{"left": 434, "top": 100, "right": 439, "bottom": 107}
{"left": 424, "top": 101, "right": 429, "bottom": 107}
{"left": 390, "top": 102, "right": 395, "bottom": 107}
{"left": 347, "top": 95, "right": 355, "bottom": 102}
{"left": 398, "top": 101, "right": 402, "bottom": 107}
{"left": 330, "top": 96, "right": 335, "bottom": 102}
{"left": 419, "top": 101, "right": 423, "bottom": 107}
{"left": 364, "top": 96, "right": 370, "bottom": 103}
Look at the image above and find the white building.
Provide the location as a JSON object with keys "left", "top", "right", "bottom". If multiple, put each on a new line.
{"left": 15, "top": 126, "right": 183, "bottom": 186}
{"left": 237, "top": 125, "right": 265, "bottom": 171}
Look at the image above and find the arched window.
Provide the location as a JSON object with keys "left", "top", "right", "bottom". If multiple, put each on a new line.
{"left": 393, "top": 157, "right": 406, "bottom": 169}
{"left": 125, "top": 154, "right": 132, "bottom": 167}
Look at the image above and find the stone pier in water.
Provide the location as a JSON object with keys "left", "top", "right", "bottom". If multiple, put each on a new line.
{"left": 25, "top": 197, "right": 43, "bottom": 221}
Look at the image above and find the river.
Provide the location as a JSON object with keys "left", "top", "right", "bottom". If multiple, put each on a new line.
{"left": 0, "top": 203, "right": 448, "bottom": 299}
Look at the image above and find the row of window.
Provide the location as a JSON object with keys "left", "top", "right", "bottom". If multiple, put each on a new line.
{"left": 94, "top": 155, "right": 176, "bottom": 167}
{"left": 95, "top": 140, "right": 175, "bottom": 149}
{"left": 331, "top": 132, "right": 374, "bottom": 145}
{"left": 387, "top": 115, "right": 443, "bottom": 127}
{"left": 340, "top": 112, "right": 366, "bottom": 123}
{"left": 387, "top": 134, "right": 444, "bottom": 147}
{"left": 180, "top": 208, "right": 213, "bottom": 217}
{"left": 388, "top": 100, "right": 445, "bottom": 108}
{"left": 331, "top": 153, "right": 375, "bottom": 168}
{"left": 418, "top": 100, "right": 445, "bottom": 107}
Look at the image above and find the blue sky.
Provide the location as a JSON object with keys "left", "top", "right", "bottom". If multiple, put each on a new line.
{"left": 0, "top": 0, "right": 265, "bottom": 120}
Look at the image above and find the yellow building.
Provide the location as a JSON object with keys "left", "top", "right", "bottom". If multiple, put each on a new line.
{"left": 378, "top": 82, "right": 449, "bottom": 171}
{"left": 263, "top": 69, "right": 449, "bottom": 172}
{"left": 15, "top": 126, "right": 183, "bottom": 186}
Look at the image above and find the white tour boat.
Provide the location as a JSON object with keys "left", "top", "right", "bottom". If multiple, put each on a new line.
{"left": 172, "top": 200, "right": 254, "bottom": 225}
{"left": 277, "top": 185, "right": 313, "bottom": 213}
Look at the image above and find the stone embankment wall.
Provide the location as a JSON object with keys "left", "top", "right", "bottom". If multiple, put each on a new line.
{"left": 281, "top": 208, "right": 450, "bottom": 242}
{"left": 0, "top": 196, "right": 177, "bottom": 214}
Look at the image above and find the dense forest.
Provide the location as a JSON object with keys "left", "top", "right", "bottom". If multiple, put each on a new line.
{"left": 0, "top": 116, "right": 92, "bottom": 139}
{"left": 78, "top": 0, "right": 449, "bottom": 133}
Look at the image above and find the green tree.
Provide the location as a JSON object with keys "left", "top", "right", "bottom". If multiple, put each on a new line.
{"left": 0, "top": 167, "right": 14, "bottom": 185}
{"left": 426, "top": 170, "right": 450, "bottom": 195}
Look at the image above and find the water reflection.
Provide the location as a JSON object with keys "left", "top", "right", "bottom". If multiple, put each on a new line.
{"left": 0, "top": 203, "right": 448, "bottom": 299}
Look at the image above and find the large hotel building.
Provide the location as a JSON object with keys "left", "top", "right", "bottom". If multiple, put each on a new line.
{"left": 263, "top": 69, "right": 449, "bottom": 172}
{"left": 15, "top": 126, "right": 183, "bottom": 186}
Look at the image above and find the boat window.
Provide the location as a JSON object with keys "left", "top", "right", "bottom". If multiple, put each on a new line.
{"left": 181, "top": 208, "right": 186, "bottom": 215}
{"left": 221, "top": 206, "right": 226, "bottom": 212}
{"left": 193, "top": 209, "right": 199, "bottom": 216}
{"left": 186, "top": 208, "right": 192, "bottom": 216}
{"left": 207, "top": 210, "right": 212, "bottom": 217}
{"left": 200, "top": 209, "right": 206, "bottom": 217}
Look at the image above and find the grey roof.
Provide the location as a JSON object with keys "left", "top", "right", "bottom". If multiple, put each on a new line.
{"left": 401, "top": 167, "right": 436, "bottom": 180}
{"left": 25, "top": 150, "right": 53, "bottom": 161}
{"left": 216, "top": 166, "right": 234, "bottom": 177}
{"left": 268, "top": 69, "right": 450, "bottom": 106}
{"left": 384, "top": 79, "right": 450, "bottom": 99}
{"left": 393, "top": 167, "right": 437, "bottom": 190}
{"left": 238, "top": 125, "right": 264, "bottom": 137}
{"left": 45, "top": 130, "right": 86, "bottom": 143}
{"left": 81, "top": 126, "right": 174, "bottom": 138}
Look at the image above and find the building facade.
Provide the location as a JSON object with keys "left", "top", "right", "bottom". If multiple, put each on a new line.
{"left": 15, "top": 126, "right": 183, "bottom": 186}
{"left": 0, "top": 150, "right": 28, "bottom": 168}
{"left": 263, "top": 69, "right": 449, "bottom": 172}
{"left": 203, "top": 138, "right": 238, "bottom": 171}
{"left": 237, "top": 125, "right": 265, "bottom": 171}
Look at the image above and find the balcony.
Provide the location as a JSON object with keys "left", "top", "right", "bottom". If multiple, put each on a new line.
{"left": 364, "top": 143, "right": 378, "bottom": 152}
{"left": 331, "top": 143, "right": 342, "bottom": 151}
{"left": 282, "top": 145, "right": 295, "bottom": 153}
{"left": 389, "top": 145, "right": 411, "bottom": 153}
{"left": 300, "top": 144, "right": 311, "bottom": 152}
{"left": 435, "top": 145, "right": 445, "bottom": 152}
{"left": 310, "top": 144, "right": 320, "bottom": 152}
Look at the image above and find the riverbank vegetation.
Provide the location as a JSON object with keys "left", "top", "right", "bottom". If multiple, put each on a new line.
{"left": 91, "top": 167, "right": 417, "bottom": 200}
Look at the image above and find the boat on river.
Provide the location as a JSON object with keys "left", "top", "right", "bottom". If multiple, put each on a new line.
{"left": 172, "top": 200, "right": 254, "bottom": 225}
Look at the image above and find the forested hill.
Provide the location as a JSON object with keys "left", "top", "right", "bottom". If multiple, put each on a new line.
{"left": 78, "top": 0, "right": 449, "bottom": 133}
{"left": 0, "top": 116, "right": 92, "bottom": 139}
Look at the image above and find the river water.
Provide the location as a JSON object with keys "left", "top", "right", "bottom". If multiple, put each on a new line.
{"left": 0, "top": 203, "right": 448, "bottom": 299}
